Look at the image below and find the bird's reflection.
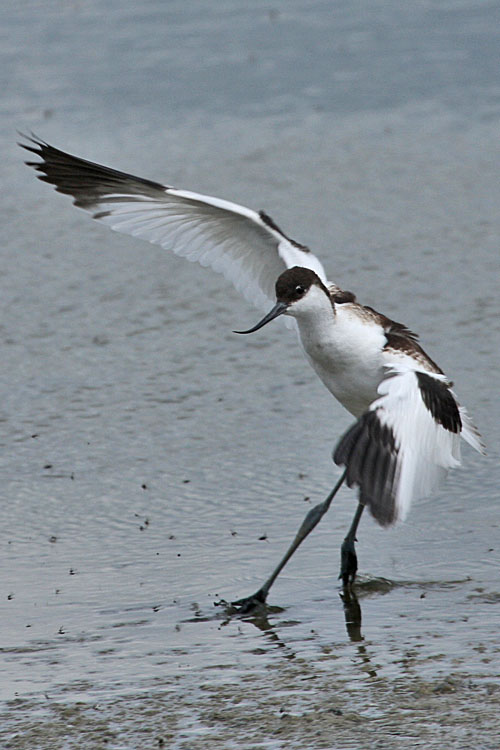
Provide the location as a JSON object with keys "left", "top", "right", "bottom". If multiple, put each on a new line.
{"left": 339, "top": 586, "right": 363, "bottom": 642}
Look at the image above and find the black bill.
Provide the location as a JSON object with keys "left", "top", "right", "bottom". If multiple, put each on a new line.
{"left": 233, "top": 301, "right": 288, "bottom": 334}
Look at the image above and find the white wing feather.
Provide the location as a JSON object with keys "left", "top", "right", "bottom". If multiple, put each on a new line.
{"left": 372, "top": 364, "right": 484, "bottom": 522}
{"left": 335, "top": 362, "right": 485, "bottom": 525}
{"left": 375, "top": 367, "right": 460, "bottom": 521}
{"left": 21, "top": 136, "right": 327, "bottom": 311}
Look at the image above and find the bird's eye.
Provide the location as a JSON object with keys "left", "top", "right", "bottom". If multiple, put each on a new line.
{"left": 295, "top": 285, "right": 305, "bottom": 296}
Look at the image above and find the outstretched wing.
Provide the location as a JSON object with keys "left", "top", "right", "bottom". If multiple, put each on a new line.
{"left": 334, "top": 364, "right": 485, "bottom": 526}
{"left": 20, "top": 135, "right": 327, "bottom": 310}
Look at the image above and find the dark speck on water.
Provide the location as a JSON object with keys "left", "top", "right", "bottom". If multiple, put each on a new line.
{"left": 1, "top": 0, "right": 499, "bottom": 748}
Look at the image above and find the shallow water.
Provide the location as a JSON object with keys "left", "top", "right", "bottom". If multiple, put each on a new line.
{"left": 1, "top": 1, "right": 500, "bottom": 748}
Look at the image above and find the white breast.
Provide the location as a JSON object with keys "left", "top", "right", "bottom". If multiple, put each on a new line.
{"left": 296, "top": 304, "right": 387, "bottom": 417}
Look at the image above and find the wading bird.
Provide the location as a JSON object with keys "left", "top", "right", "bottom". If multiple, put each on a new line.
{"left": 20, "top": 135, "right": 484, "bottom": 611}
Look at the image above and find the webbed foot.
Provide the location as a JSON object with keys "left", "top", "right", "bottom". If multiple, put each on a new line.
{"left": 229, "top": 587, "right": 268, "bottom": 614}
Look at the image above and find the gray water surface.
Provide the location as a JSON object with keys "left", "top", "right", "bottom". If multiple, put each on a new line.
{"left": 1, "top": 2, "right": 499, "bottom": 748}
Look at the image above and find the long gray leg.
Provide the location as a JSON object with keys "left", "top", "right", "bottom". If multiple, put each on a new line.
{"left": 231, "top": 469, "right": 347, "bottom": 612}
{"left": 339, "top": 502, "right": 365, "bottom": 589}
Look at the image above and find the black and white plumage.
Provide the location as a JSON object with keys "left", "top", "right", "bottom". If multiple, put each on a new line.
{"left": 235, "top": 267, "right": 483, "bottom": 527}
{"left": 335, "top": 365, "right": 479, "bottom": 526}
{"left": 20, "top": 135, "right": 485, "bottom": 596}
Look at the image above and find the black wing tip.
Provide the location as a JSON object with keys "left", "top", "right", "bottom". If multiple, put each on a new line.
{"left": 17, "top": 130, "right": 47, "bottom": 153}
{"left": 18, "top": 133, "right": 44, "bottom": 165}
{"left": 416, "top": 372, "right": 462, "bottom": 433}
{"left": 19, "top": 132, "right": 169, "bottom": 201}
{"left": 18, "top": 132, "right": 65, "bottom": 178}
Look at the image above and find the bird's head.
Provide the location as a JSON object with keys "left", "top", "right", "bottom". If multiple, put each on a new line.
{"left": 234, "top": 266, "right": 331, "bottom": 334}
